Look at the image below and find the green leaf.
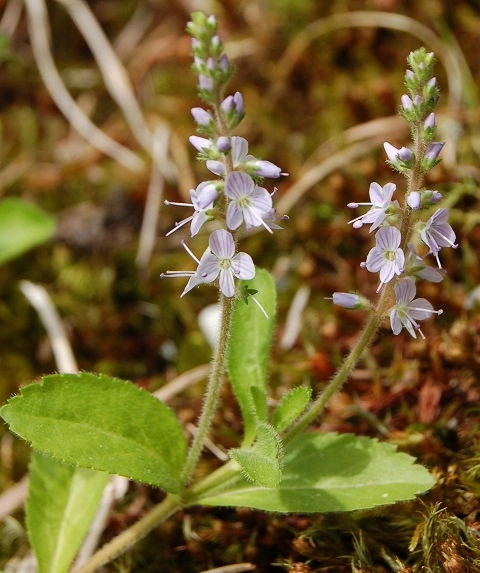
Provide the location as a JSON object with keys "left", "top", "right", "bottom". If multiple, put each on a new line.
{"left": 229, "top": 423, "right": 283, "bottom": 488}
{"left": 272, "top": 387, "right": 312, "bottom": 433}
{"left": 227, "top": 268, "right": 276, "bottom": 443}
{"left": 1, "top": 372, "right": 187, "bottom": 493}
{"left": 27, "top": 451, "right": 109, "bottom": 573}
{"left": 0, "top": 198, "right": 55, "bottom": 264}
{"left": 194, "top": 433, "right": 435, "bottom": 512}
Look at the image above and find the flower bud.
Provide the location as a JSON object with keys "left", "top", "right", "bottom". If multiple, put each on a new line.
{"left": 199, "top": 75, "right": 213, "bottom": 91}
{"left": 425, "top": 142, "right": 444, "bottom": 161}
{"left": 191, "top": 107, "right": 212, "bottom": 126}
{"left": 233, "top": 92, "right": 244, "bottom": 114}
{"left": 218, "top": 54, "right": 230, "bottom": 73}
{"left": 407, "top": 191, "right": 421, "bottom": 210}
{"left": 332, "top": 292, "right": 365, "bottom": 309}
{"left": 401, "top": 94, "right": 413, "bottom": 110}
{"left": 424, "top": 112, "right": 435, "bottom": 130}
{"left": 216, "top": 136, "right": 231, "bottom": 152}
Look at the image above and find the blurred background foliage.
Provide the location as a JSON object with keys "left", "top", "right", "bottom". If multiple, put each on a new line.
{"left": 0, "top": 0, "right": 479, "bottom": 571}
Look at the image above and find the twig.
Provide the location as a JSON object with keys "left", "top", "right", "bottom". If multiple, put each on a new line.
{"left": 135, "top": 127, "right": 169, "bottom": 270}
{"left": 23, "top": 0, "right": 143, "bottom": 172}
{"left": 55, "top": 0, "right": 153, "bottom": 154}
{"left": 19, "top": 281, "right": 78, "bottom": 373}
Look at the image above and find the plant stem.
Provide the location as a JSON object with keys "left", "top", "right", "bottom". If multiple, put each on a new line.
{"left": 74, "top": 493, "right": 181, "bottom": 573}
{"left": 180, "top": 293, "right": 234, "bottom": 485}
{"left": 284, "top": 284, "right": 393, "bottom": 444}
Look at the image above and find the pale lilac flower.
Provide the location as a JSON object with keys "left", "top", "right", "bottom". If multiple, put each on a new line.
{"left": 207, "top": 136, "right": 283, "bottom": 178}
{"left": 165, "top": 181, "right": 218, "bottom": 237}
{"left": 420, "top": 208, "right": 457, "bottom": 268}
{"left": 390, "top": 278, "right": 442, "bottom": 339}
{"left": 347, "top": 182, "right": 397, "bottom": 231}
{"left": 184, "top": 229, "right": 255, "bottom": 298}
{"left": 364, "top": 226, "right": 405, "bottom": 292}
{"left": 225, "top": 171, "right": 273, "bottom": 233}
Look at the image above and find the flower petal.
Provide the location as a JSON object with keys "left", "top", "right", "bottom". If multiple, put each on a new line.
{"left": 219, "top": 269, "right": 235, "bottom": 297}
{"left": 407, "top": 298, "right": 434, "bottom": 320}
{"left": 225, "top": 171, "right": 254, "bottom": 200}
{"left": 181, "top": 275, "right": 201, "bottom": 297}
{"left": 226, "top": 202, "right": 243, "bottom": 230}
{"left": 206, "top": 160, "right": 225, "bottom": 176}
{"left": 209, "top": 229, "right": 235, "bottom": 259}
{"left": 231, "top": 252, "right": 255, "bottom": 279}
{"left": 230, "top": 136, "right": 248, "bottom": 165}
{"left": 197, "top": 252, "right": 220, "bottom": 283}
{"left": 394, "top": 278, "right": 416, "bottom": 305}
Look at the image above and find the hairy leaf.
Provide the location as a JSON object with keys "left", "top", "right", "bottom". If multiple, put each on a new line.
{"left": 1, "top": 372, "right": 186, "bottom": 492}
{"left": 229, "top": 423, "right": 283, "bottom": 488}
{"left": 272, "top": 386, "right": 312, "bottom": 433}
{"left": 227, "top": 268, "right": 276, "bottom": 443}
{"left": 193, "top": 433, "right": 435, "bottom": 512}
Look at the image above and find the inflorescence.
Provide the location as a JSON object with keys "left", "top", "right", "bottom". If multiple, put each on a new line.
{"left": 161, "top": 13, "right": 287, "bottom": 304}
{"left": 332, "top": 48, "right": 456, "bottom": 339}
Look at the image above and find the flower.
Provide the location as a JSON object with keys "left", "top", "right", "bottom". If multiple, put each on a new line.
{"left": 184, "top": 229, "right": 255, "bottom": 298}
{"left": 405, "top": 244, "right": 444, "bottom": 283}
{"left": 420, "top": 208, "right": 457, "bottom": 268}
{"left": 390, "top": 278, "right": 442, "bottom": 339}
{"left": 165, "top": 181, "right": 219, "bottom": 237}
{"left": 364, "top": 226, "right": 405, "bottom": 291}
{"left": 225, "top": 171, "right": 274, "bottom": 233}
{"left": 206, "top": 136, "right": 283, "bottom": 178}
{"left": 347, "top": 182, "right": 397, "bottom": 231}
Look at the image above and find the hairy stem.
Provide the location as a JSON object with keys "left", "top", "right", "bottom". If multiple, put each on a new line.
{"left": 284, "top": 284, "right": 393, "bottom": 444}
{"left": 180, "top": 294, "right": 234, "bottom": 485}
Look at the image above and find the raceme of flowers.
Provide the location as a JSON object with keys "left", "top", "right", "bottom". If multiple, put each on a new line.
{"left": 161, "top": 13, "right": 287, "bottom": 301}
{"left": 333, "top": 49, "right": 457, "bottom": 339}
